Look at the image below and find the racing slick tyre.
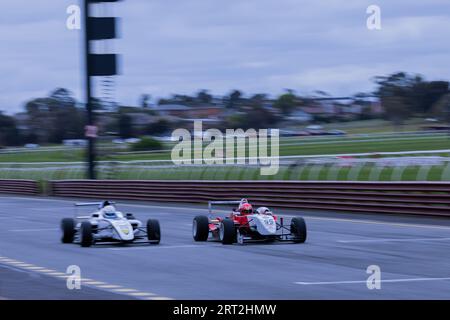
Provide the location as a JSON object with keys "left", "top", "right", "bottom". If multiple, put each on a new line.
{"left": 290, "top": 217, "right": 307, "bottom": 243}
{"left": 147, "top": 219, "right": 161, "bottom": 244}
{"left": 220, "top": 219, "right": 236, "bottom": 245}
{"left": 80, "top": 221, "right": 93, "bottom": 247}
{"left": 193, "top": 216, "right": 209, "bottom": 241}
{"left": 61, "top": 218, "right": 76, "bottom": 243}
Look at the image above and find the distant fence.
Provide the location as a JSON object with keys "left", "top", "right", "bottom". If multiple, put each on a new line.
{"left": 49, "top": 180, "right": 450, "bottom": 217}
{"left": 2, "top": 151, "right": 450, "bottom": 181}
{"left": 0, "top": 179, "right": 39, "bottom": 195}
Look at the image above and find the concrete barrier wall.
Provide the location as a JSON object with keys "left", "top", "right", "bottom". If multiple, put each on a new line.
{"left": 0, "top": 179, "right": 39, "bottom": 196}
{"left": 49, "top": 180, "right": 450, "bottom": 216}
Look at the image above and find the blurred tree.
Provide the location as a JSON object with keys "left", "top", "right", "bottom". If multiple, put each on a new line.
{"left": 91, "top": 97, "right": 106, "bottom": 111}
{"left": 0, "top": 112, "right": 21, "bottom": 146}
{"left": 49, "top": 106, "right": 85, "bottom": 143}
{"left": 49, "top": 88, "right": 76, "bottom": 107}
{"left": 118, "top": 113, "right": 134, "bottom": 138}
{"left": 383, "top": 95, "right": 410, "bottom": 128}
{"left": 375, "top": 72, "right": 449, "bottom": 126}
{"left": 196, "top": 90, "right": 213, "bottom": 104}
{"left": 23, "top": 133, "right": 39, "bottom": 144}
{"left": 224, "top": 90, "right": 243, "bottom": 109}
{"left": 145, "top": 119, "right": 171, "bottom": 135}
{"left": 274, "top": 92, "right": 296, "bottom": 115}
{"left": 432, "top": 93, "right": 450, "bottom": 122}
{"left": 375, "top": 73, "right": 414, "bottom": 128}
{"left": 249, "top": 94, "right": 267, "bottom": 107}
{"left": 413, "top": 81, "right": 449, "bottom": 114}
{"left": 140, "top": 94, "right": 152, "bottom": 108}
{"left": 24, "top": 88, "right": 84, "bottom": 143}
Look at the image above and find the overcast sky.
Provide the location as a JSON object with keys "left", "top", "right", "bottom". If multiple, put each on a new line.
{"left": 1, "top": 0, "right": 450, "bottom": 114}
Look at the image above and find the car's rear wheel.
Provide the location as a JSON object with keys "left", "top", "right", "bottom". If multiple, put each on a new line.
{"left": 147, "top": 219, "right": 161, "bottom": 244}
{"left": 61, "top": 218, "right": 75, "bottom": 243}
{"left": 80, "top": 221, "right": 93, "bottom": 247}
{"left": 291, "top": 217, "right": 307, "bottom": 243}
{"left": 193, "top": 216, "right": 209, "bottom": 241}
{"left": 220, "top": 219, "right": 236, "bottom": 245}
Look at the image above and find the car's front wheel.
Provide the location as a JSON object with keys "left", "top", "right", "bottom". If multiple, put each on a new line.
{"left": 147, "top": 219, "right": 161, "bottom": 244}
{"left": 61, "top": 218, "right": 75, "bottom": 243}
{"left": 80, "top": 221, "right": 93, "bottom": 247}
{"left": 220, "top": 219, "right": 236, "bottom": 245}
{"left": 193, "top": 216, "right": 209, "bottom": 241}
{"left": 290, "top": 217, "right": 307, "bottom": 243}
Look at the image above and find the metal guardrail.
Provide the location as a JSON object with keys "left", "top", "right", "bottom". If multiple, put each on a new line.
{"left": 0, "top": 179, "right": 39, "bottom": 195}
{"left": 49, "top": 180, "right": 450, "bottom": 217}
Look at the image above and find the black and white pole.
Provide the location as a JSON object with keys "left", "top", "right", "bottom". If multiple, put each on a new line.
{"left": 83, "top": 0, "right": 95, "bottom": 179}
{"left": 83, "top": 0, "right": 121, "bottom": 179}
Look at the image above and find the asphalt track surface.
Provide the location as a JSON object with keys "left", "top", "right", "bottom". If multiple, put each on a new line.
{"left": 1, "top": 195, "right": 450, "bottom": 300}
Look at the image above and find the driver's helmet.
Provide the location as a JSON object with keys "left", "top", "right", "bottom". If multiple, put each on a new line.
{"left": 99, "top": 200, "right": 112, "bottom": 209}
{"left": 239, "top": 203, "right": 253, "bottom": 215}
{"left": 256, "top": 207, "right": 271, "bottom": 215}
{"left": 238, "top": 198, "right": 248, "bottom": 209}
{"left": 102, "top": 205, "right": 117, "bottom": 218}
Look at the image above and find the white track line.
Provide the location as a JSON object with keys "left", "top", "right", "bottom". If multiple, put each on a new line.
{"left": 295, "top": 277, "right": 450, "bottom": 285}
{"left": 0, "top": 255, "right": 167, "bottom": 300}
{"left": 96, "top": 284, "right": 123, "bottom": 289}
{"left": 128, "top": 292, "right": 156, "bottom": 297}
{"left": 338, "top": 237, "right": 450, "bottom": 244}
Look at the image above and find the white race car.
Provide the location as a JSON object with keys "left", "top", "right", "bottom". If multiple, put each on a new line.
{"left": 60, "top": 201, "right": 161, "bottom": 247}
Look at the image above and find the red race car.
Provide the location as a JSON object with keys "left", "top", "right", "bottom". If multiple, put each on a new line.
{"left": 192, "top": 199, "right": 307, "bottom": 245}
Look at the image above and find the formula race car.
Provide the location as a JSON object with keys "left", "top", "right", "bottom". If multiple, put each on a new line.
{"left": 60, "top": 201, "right": 161, "bottom": 247}
{"left": 192, "top": 199, "right": 307, "bottom": 245}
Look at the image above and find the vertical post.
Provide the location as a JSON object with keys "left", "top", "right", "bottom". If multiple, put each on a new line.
{"left": 83, "top": 0, "right": 96, "bottom": 179}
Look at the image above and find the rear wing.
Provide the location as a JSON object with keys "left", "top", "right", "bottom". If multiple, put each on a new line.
{"left": 74, "top": 201, "right": 116, "bottom": 207}
{"left": 208, "top": 200, "right": 242, "bottom": 216}
{"left": 73, "top": 201, "right": 115, "bottom": 219}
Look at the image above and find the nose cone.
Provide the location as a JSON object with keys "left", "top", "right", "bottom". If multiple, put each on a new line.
{"left": 112, "top": 221, "right": 135, "bottom": 241}
{"left": 255, "top": 215, "right": 277, "bottom": 235}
